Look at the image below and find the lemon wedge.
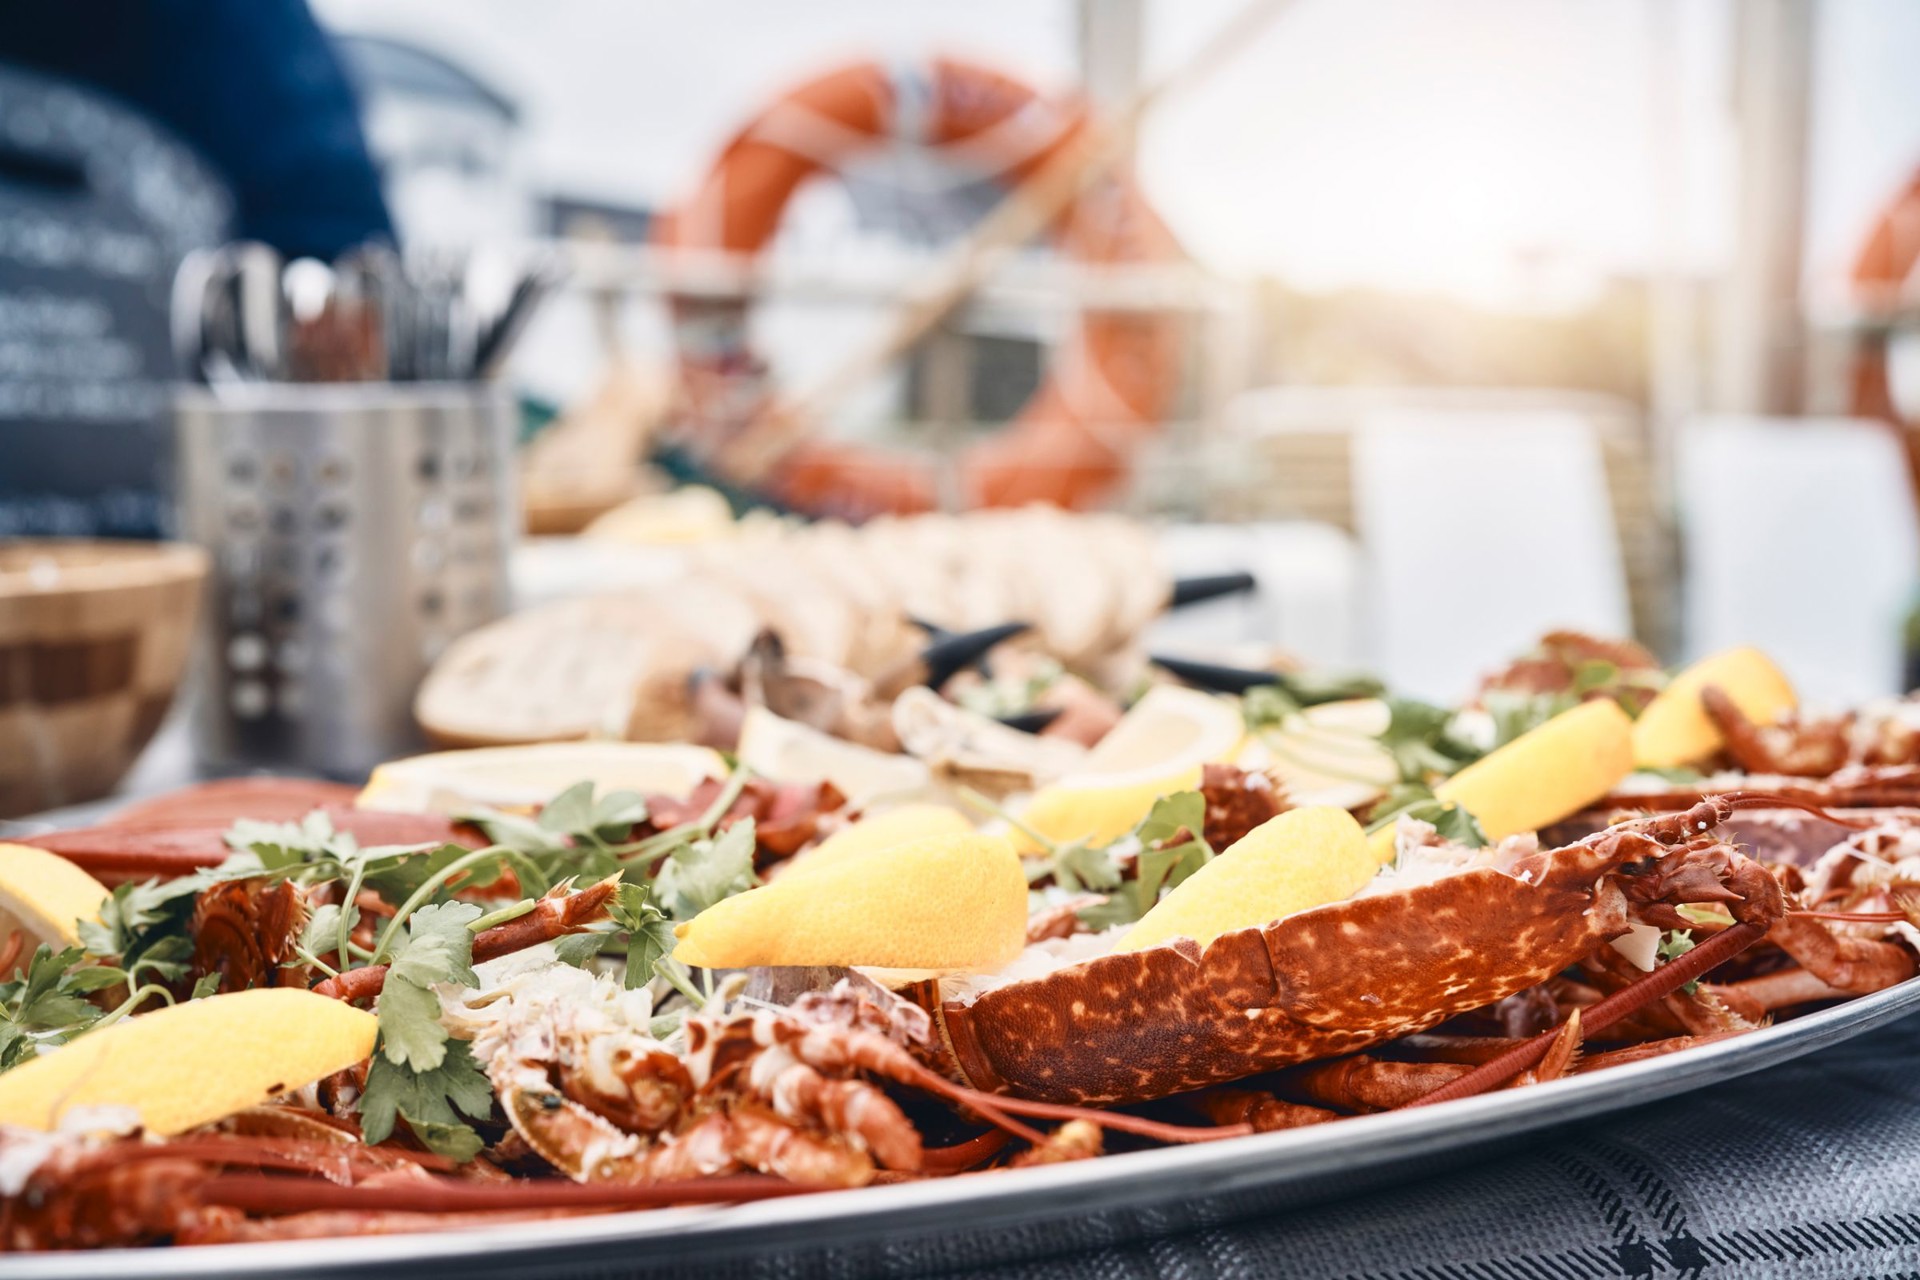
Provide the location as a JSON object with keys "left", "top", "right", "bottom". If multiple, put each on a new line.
{"left": 0, "top": 988, "right": 376, "bottom": 1135}
{"left": 674, "top": 833, "right": 1025, "bottom": 972}
{"left": 1439, "top": 698, "right": 1633, "bottom": 840}
{"left": 357, "top": 741, "right": 724, "bottom": 814}
{"left": 1117, "top": 806, "right": 1373, "bottom": 952}
{"left": 0, "top": 844, "right": 109, "bottom": 966}
{"left": 1016, "top": 686, "right": 1245, "bottom": 850}
{"left": 782, "top": 804, "right": 975, "bottom": 879}
{"left": 1632, "top": 647, "right": 1796, "bottom": 769}
{"left": 1368, "top": 698, "right": 1634, "bottom": 863}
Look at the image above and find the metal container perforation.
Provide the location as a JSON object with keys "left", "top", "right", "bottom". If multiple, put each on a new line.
{"left": 175, "top": 384, "right": 514, "bottom": 777}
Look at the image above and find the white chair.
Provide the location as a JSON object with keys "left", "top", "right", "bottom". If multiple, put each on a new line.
{"left": 1678, "top": 416, "right": 1919, "bottom": 706}
{"left": 1351, "top": 409, "right": 1632, "bottom": 702}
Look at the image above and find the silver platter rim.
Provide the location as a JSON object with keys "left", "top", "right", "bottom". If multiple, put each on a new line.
{"left": 12, "top": 974, "right": 1919, "bottom": 1279}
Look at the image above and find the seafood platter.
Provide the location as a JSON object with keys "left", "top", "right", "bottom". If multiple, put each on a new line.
{"left": 5, "top": 618, "right": 1920, "bottom": 1267}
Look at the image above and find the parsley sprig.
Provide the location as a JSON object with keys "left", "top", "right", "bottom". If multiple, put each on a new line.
{"left": 964, "top": 788, "right": 1215, "bottom": 928}
{"left": 1239, "top": 674, "right": 1387, "bottom": 732}
{"left": 1363, "top": 783, "right": 1489, "bottom": 847}
{"left": 0, "top": 946, "right": 122, "bottom": 1070}
{"left": 1658, "top": 929, "right": 1701, "bottom": 994}
{"left": 0, "top": 943, "right": 216, "bottom": 1071}
{"left": 1375, "top": 698, "right": 1483, "bottom": 783}
{"left": 358, "top": 902, "right": 493, "bottom": 1160}
{"left": 6, "top": 767, "right": 771, "bottom": 1163}
{"left": 1076, "top": 792, "right": 1216, "bottom": 930}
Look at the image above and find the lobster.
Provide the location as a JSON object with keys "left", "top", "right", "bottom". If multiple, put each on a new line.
{"left": 928, "top": 796, "right": 1805, "bottom": 1105}
{"left": 1473, "top": 630, "right": 1665, "bottom": 716}
{"left": 448, "top": 965, "right": 1239, "bottom": 1191}
{"left": 0, "top": 1121, "right": 805, "bottom": 1248}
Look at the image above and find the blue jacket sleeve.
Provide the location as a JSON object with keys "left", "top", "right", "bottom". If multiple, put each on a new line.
{"left": 2, "top": 0, "right": 395, "bottom": 258}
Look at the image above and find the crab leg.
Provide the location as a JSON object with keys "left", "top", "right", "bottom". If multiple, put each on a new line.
{"left": 1407, "top": 920, "right": 1770, "bottom": 1108}
{"left": 1700, "top": 686, "right": 1850, "bottom": 777}
{"left": 1383, "top": 1034, "right": 1542, "bottom": 1065}
{"left": 1570, "top": 1031, "right": 1747, "bottom": 1073}
{"left": 1699, "top": 686, "right": 1788, "bottom": 774}
{"left": 312, "top": 880, "right": 619, "bottom": 1002}
{"left": 183, "top": 1208, "right": 602, "bottom": 1244}
{"left": 1767, "top": 913, "right": 1918, "bottom": 993}
{"left": 199, "top": 1171, "right": 815, "bottom": 1215}
{"left": 1711, "top": 966, "right": 1849, "bottom": 1012}
{"left": 704, "top": 1009, "right": 1247, "bottom": 1147}
{"left": 1576, "top": 943, "right": 1760, "bottom": 1037}
{"left": 975, "top": 1094, "right": 1252, "bottom": 1144}
{"left": 1313, "top": 1018, "right": 1586, "bottom": 1103}
{"left": 1189, "top": 1088, "right": 1337, "bottom": 1132}
{"left": 24, "top": 1133, "right": 452, "bottom": 1187}
{"left": 921, "top": 1129, "right": 1012, "bottom": 1173}
{"left": 1510, "top": 1008, "right": 1583, "bottom": 1086}
{"left": 1280, "top": 1056, "right": 1476, "bottom": 1112}
{"left": 1602, "top": 791, "right": 1874, "bottom": 836}
{"left": 834, "top": 1043, "right": 1248, "bottom": 1147}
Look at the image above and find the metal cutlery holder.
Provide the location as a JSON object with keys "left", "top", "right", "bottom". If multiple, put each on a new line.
{"left": 175, "top": 384, "right": 516, "bottom": 778}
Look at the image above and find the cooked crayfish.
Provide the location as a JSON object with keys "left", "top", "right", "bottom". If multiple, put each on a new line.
{"left": 448, "top": 963, "right": 1237, "bottom": 1190}
{"left": 1700, "top": 685, "right": 1920, "bottom": 780}
{"left": 1474, "top": 630, "right": 1665, "bottom": 715}
{"left": 454, "top": 961, "right": 917, "bottom": 1189}
{"left": 932, "top": 796, "right": 1800, "bottom": 1104}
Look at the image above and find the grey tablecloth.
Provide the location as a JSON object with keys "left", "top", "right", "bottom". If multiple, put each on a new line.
{"left": 649, "top": 1011, "right": 1920, "bottom": 1280}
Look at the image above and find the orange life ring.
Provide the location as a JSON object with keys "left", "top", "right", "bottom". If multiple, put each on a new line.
{"left": 1850, "top": 167, "right": 1920, "bottom": 425}
{"left": 653, "top": 57, "right": 1185, "bottom": 517}
{"left": 1850, "top": 167, "right": 1920, "bottom": 496}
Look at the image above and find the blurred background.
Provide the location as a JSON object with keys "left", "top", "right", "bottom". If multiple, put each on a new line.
{"left": 5, "top": 0, "right": 1920, "bottom": 807}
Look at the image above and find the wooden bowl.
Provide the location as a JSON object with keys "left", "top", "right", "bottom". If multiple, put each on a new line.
{"left": 0, "top": 540, "right": 208, "bottom": 818}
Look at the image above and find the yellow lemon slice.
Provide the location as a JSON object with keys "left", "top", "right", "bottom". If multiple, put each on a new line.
{"left": 1369, "top": 698, "right": 1634, "bottom": 863}
{"left": 1118, "top": 806, "right": 1373, "bottom": 952}
{"left": 0, "top": 844, "right": 109, "bottom": 966}
{"left": 357, "top": 741, "right": 725, "bottom": 814}
{"left": 1631, "top": 647, "right": 1796, "bottom": 769}
{"left": 1016, "top": 686, "right": 1245, "bottom": 850}
{"left": 0, "top": 988, "right": 376, "bottom": 1135}
{"left": 734, "top": 705, "right": 930, "bottom": 807}
{"left": 782, "top": 804, "right": 975, "bottom": 879}
{"left": 674, "top": 833, "right": 1025, "bottom": 972}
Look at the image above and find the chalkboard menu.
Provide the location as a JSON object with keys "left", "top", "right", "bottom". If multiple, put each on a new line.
{"left": 0, "top": 65, "right": 230, "bottom": 538}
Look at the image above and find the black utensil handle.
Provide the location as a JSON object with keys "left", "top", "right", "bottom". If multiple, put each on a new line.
{"left": 919, "top": 621, "right": 1031, "bottom": 689}
{"left": 996, "top": 707, "right": 1066, "bottom": 734}
{"left": 1167, "top": 572, "right": 1259, "bottom": 609}
{"left": 1147, "top": 653, "right": 1278, "bottom": 694}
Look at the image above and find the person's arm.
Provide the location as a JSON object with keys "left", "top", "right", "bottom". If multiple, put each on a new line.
{"left": 3, "top": 0, "right": 394, "bottom": 258}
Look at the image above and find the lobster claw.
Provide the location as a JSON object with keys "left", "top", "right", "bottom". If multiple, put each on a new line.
{"left": 915, "top": 621, "right": 1031, "bottom": 690}
{"left": 1167, "top": 572, "right": 1258, "bottom": 610}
